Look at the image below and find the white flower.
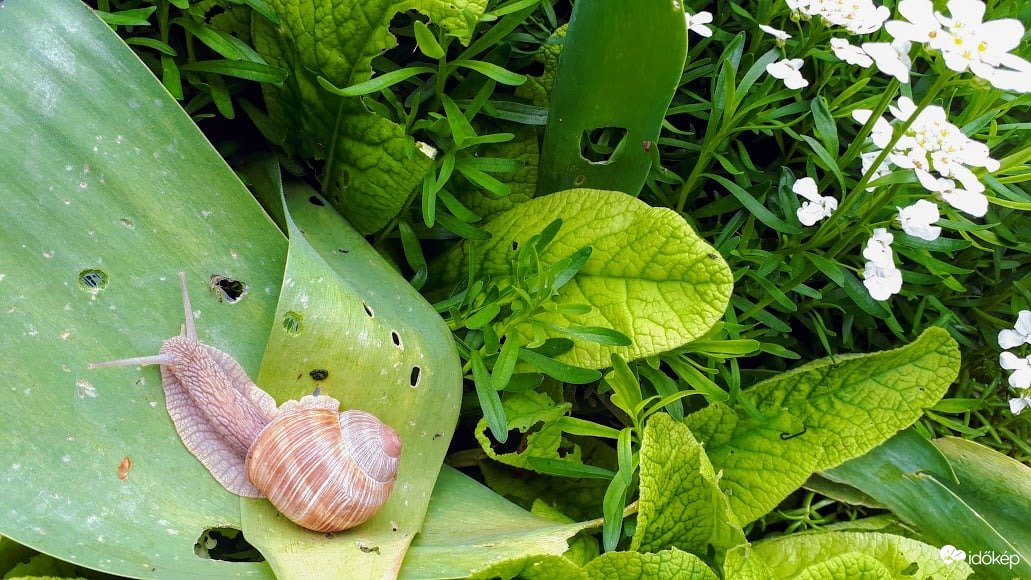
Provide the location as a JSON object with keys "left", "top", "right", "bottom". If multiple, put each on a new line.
{"left": 1000, "top": 351, "right": 1031, "bottom": 390}
{"left": 1010, "top": 392, "right": 1031, "bottom": 415}
{"left": 759, "top": 24, "right": 791, "bottom": 41}
{"left": 831, "top": 38, "right": 873, "bottom": 68}
{"left": 916, "top": 173, "right": 988, "bottom": 217}
{"left": 888, "top": 95, "right": 918, "bottom": 122}
{"left": 887, "top": 0, "right": 1031, "bottom": 92}
{"left": 685, "top": 11, "right": 714, "bottom": 38}
{"left": 884, "top": 0, "right": 942, "bottom": 45}
{"left": 793, "top": 0, "right": 888, "bottom": 34}
{"left": 861, "top": 40, "right": 913, "bottom": 83}
{"left": 767, "top": 58, "right": 809, "bottom": 89}
{"left": 897, "top": 200, "right": 941, "bottom": 241}
{"left": 863, "top": 227, "right": 895, "bottom": 267}
{"left": 863, "top": 261, "right": 903, "bottom": 301}
{"left": 792, "top": 177, "right": 837, "bottom": 226}
{"left": 998, "top": 310, "right": 1031, "bottom": 349}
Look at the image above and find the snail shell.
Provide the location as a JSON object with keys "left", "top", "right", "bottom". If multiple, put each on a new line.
{"left": 88, "top": 273, "right": 402, "bottom": 532}
{"left": 246, "top": 395, "right": 402, "bottom": 532}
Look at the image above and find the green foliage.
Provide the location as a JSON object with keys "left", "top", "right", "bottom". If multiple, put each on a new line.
{"left": 3, "top": 0, "right": 1031, "bottom": 577}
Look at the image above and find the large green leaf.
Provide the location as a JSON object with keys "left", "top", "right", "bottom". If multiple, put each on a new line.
{"left": 240, "top": 178, "right": 462, "bottom": 578}
{"left": 752, "top": 531, "right": 973, "bottom": 579}
{"left": 0, "top": 1, "right": 283, "bottom": 576}
{"left": 537, "top": 0, "right": 687, "bottom": 195}
{"left": 822, "top": 431, "right": 1031, "bottom": 579}
{"left": 631, "top": 414, "right": 745, "bottom": 555}
{"left": 251, "top": 0, "right": 489, "bottom": 233}
{"left": 436, "top": 189, "right": 734, "bottom": 369}
{"left": 683, "top": 327, "right": 960, "bottom": 524}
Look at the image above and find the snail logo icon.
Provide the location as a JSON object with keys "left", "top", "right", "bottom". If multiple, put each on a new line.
{"left": 940, "top": 545, "right": 967, "bottom": 564}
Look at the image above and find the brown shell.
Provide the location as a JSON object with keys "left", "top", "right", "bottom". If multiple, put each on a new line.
{"left": 245, "top": 395, "right": 402, "bottom": 532}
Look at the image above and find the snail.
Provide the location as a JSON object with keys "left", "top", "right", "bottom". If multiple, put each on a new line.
{"left": 88, "top": 272, "right": 402, "bottom": 532}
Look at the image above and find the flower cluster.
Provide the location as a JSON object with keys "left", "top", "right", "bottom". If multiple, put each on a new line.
{"left": 885, "top": 0, "right": 1031, "bottom": 92}
{"left": 861, "top": 228, "right": 903, "bottom": 300}
{"left": 786, "top": 0, "right": 889, "bottom": 34}
{"left": 853, "top": 95, "right": 999, "bottom": 222}
{"left": 998, "top": 310, "right": 1031, "bottom": 415}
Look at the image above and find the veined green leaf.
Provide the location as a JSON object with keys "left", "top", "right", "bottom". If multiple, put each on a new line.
{"left": 754, "top": 532, "right": 972, "bottom": 579}
{"left": 684, "top": 327, "right": 960, "bottom": 524}
{"left": 436, "top": 189, "right": 733, "bottom": 368}
{"left": 631, "top": 414, "right": 745, "bottom": 554}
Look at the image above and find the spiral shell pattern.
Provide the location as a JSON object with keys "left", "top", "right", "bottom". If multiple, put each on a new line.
{"left": 245, "top": 398, "right": 402, "bottom": 532}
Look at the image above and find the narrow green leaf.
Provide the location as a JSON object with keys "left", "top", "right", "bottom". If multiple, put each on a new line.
{"left": 95, "top": 7, "right": 155, "bottom": 26}
{"left": 810, "top": 96, "right": 839, "bottom": 156}
{"left": 124, "top": 37, "right": 177, "bottom": 56}
{"left": 413, "top": 20, "right": 445, "bottom": 59}
{"left": 638, "top": 365, "right": 684, "bottom": 421}
{"left": 471, "top": 350, "right": 508, "bottom": 443}
{"left": 606, "top": 354, "right": 643, "bottom": 418}
{"left": 707, "top": 174, "right": 803, "bottom": 234}
{"left": 436, "top": 212, "right": 491, "bottom": 240}
{"left": 230, "top": 0, "right": 280, "bottom": 24}
{"left": 455, "top": 163, "right": 512, "bottom": 196}
{"left": 518, "top": 348, "right": 602, "bottom": 384}
{"left": 398, "top": 220, "right": 428, "bottom": 290}
{"left": 493, "top": 334, "right": 522, "bottom": 390}
{"left": 161, "top": 53, "right": 183, "bottom": 99}
{"left": 172, "top": 18, "right": 247, "bottom": 61}
{"left": 526, "top": 457, "right": 616, "bottom": 479}
{"left": 180, "top": 60, "right": 288, "bottom": 83}
{"left": 317, "top": 67, "right": 435, "bottom": 97}
{"left": 452, "top": 59, "right": 527, "bottom": 85}
{"left": 441, "top": 93, "right": 477, "bottom": 148}
{"left": 554, "top": 416, "right": 622, "bottom": 439}
{"left": 551, "top": 326, "right": 632, "bottom": 347}
{"left": 465, "top": 303, "right": 502, "bottom": 330}
{"left": 804, "top": 251, "right": 846, "bottom": 286}
{"left": 602, "top": 475, "right": 629, "bottom": 552}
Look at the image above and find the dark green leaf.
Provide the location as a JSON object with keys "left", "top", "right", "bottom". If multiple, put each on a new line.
{"left": 518, "top": 348, "right": 601, "bottom": 384}
{"left": 181, "top": 60, "right": 288, "bottom": 83}
{"left": 471, "top": 350, "right": 507, "bottom": 443}
{"left": 317, "top": 67, "right": 435, "bottom": 97}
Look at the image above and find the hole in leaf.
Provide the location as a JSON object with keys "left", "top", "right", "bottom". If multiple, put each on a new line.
{"left": 309, "top": 369, "right": 329, "bottom": 381}
{"left": 78, "top": 269, "right": 108, "bottom": 292}
{"left": 511, "top": 241, "right": 519, "bottom": 251}
{"left": 282, "top": 311, "right": 303, "bottom": 335}
{"left": 308, "top": 195, "right": 326, "bottom": 206}
{"left": 362, "top": 301, "right": 375, "bottom": 318}
{"left": 209, "top": 275, "right": 246, "bottom": 303}
{"left": 390, "top": 330, "right": 402, "bottom": 349}
{"left": 579, "top": 126, "right": 627, "bottom": 165}
{"left": 194, "top": 527, "right": 264, "bottom": 562}
{"left": 409, "top": 366, "right": 422, "bottom": 388}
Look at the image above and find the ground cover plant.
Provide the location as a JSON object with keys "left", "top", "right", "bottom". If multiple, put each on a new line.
{"left": 0, "top": 0, "right": 1029, "bottom": 578}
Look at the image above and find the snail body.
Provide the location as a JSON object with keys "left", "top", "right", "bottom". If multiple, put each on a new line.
{"left": 88, "top": 272, "right": 401, "bottom": 532}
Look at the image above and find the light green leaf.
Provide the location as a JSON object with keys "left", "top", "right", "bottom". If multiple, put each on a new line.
{"left": 583, "top": 547, "right": 719, "bottom": 579}
{"left": 752, "top": 531, "right": 973, "bottom": 579}
{"left": 252, "top": 0, "right": 491, "bottom": 233}
{"left": 722, "top": 544, "right": 774, "bottom": 579}
{"left": 438, "top": 189, "right": 734, "bottom": 369}
{"left": 401, "top": 467, "right": 591, "bottom": 578}
{"left": 684, "top": 327, "right": 960, "bottom": 524}
{"left": 631, "top": 414, "right": 745, "bottom": 555}
{"left": 822, "top": 432, "right": 1031, "bottom": 579}
{"left": 0, "top": 2, "right": 282, "bottom": 576}
{"left": 241, "top": 179, "right": 462, "bottom": 578}
{"left": 538, "top": 0, "right": 687, "bottom": 195}
{"left": 469, "top": 554, "right": 586, "bottom": 580}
